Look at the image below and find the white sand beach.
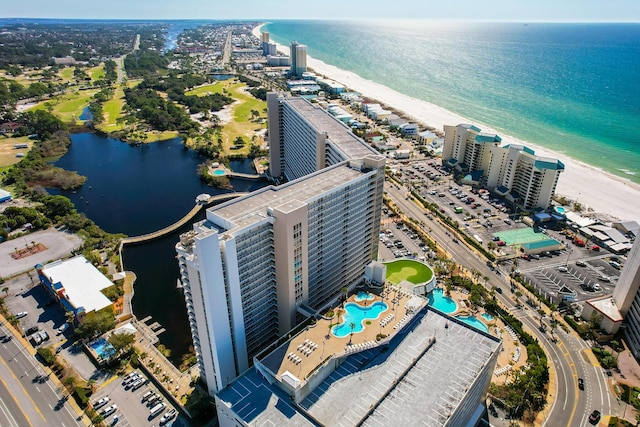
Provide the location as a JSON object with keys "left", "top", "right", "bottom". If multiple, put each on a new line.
{"left": 253, "top": 25, "right": 640, "bottom": 223}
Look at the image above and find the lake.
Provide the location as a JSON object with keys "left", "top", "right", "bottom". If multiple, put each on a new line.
{"left": 51, "top": 133, "right": 267, "bottom": 364}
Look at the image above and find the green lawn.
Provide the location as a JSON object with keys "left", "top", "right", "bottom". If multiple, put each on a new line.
{"left": 384, "top": 259, "right": 434, "bottom": 285}
{"left": 185, "top": 83, "right": 222, "bottom": 96}
{"left": 59, "top": 67, "right": 74, "bottom": 82}
{"left": 32, "top": 89, "right": 98, "bottom": 124}
{"left": 90, "top": 66, "right": 105, "bottom": 81}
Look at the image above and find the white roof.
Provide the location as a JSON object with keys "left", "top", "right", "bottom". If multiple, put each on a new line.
{"left": 41, "top": 256, "right": 113, "bottom": 313}
{"left": 565, "top": 211, "right": 596, "bottom": 228}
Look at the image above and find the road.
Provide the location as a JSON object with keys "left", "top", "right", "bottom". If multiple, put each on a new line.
{"left": 384, "top": 180, "right": 618, "bottom": 426}
{"left": 0, "top": 323, "right": 81, "bottom": 427}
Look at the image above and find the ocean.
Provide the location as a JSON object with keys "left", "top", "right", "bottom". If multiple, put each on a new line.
{"left": 263, "top": 20, "right": 640, "bottom": 183}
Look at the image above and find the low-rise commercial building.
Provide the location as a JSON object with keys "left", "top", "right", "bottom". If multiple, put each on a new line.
{"left": 36, "top": 255, "right": 115, "bottom": 323}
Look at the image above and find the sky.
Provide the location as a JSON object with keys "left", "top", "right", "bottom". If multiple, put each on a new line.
{"left": 4, "top": 0, "right": 640, "bottom": 22}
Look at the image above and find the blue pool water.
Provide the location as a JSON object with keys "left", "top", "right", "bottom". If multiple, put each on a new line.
{"left": 332, "top": 301, "right": 388, "bottom": 338}
{"left": 555, "top": 206, "right": 566, "bottom": 214}
{"left": 212, "top": 169, "right": 225, "bottom": 176}
{"left": 481, "top": 313, "right": 494, "bottom": 321}
{"left": 354, "top": 291, "right": 374, "bottom": 302}
{"left": 90, "top": 338, "right": 116, "bottom": 359}
{"left": 456, "top": 315, "right": 490, "bottom": 333}
{"left": 427, "top": 288, "right": 458, "bottom": 314}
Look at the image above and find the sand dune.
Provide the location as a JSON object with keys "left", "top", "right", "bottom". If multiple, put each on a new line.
{"left": 253, "top": 25, "right": 640, "bottom": 223}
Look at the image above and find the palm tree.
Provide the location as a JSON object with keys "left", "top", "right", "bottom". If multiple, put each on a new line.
{"left": 2, "top": 287, "right": 8, "bottom": 296}
{"left": 348, "top": 322, "right": 356, "bottom": 345}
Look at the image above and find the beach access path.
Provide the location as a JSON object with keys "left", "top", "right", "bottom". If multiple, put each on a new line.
{"left": 252, "top": 24, "right": 640, "bottom": 223}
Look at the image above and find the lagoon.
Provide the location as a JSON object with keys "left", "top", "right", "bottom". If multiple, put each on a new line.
{"left": 51, "top": 133, "right": 267, "bottom": 363}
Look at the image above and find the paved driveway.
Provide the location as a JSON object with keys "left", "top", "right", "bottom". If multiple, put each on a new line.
{"left": 0, "top": 229, "right": 82, "bottom": 277}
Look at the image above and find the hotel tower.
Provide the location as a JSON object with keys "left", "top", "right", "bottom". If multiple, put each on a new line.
{"left": 176, "top": 93, "right": 385, "bottom": 395}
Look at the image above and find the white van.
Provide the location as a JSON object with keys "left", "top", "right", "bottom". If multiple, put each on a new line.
{"left": 149, "top": 402, "right": 166, "bottom": 418}
{"left": 141, "top": 390, "right": 154, "bottom": 402}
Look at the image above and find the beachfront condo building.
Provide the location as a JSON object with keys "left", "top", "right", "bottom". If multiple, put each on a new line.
{"left": 176, "top": 94, "right": 385, "bottom": 395}
{"left": 290, "top": 41, "right": 307, "bottom": 78}
{"left": 486, "top": 144, "right": 564, "bottom": 211}
{"left": 443, "top": 124, "right": 564, "bottom": 210}
{"left": 442, "top": 124, "right": 501, "bottom": 178}
{"left": 260, "top": 31, "right": 270, "bottom": 54}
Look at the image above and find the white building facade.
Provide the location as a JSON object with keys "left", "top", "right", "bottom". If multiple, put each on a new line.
{"left": 613, "top": 239, "right": 640, "bottom": 358}
{"left": 177, "top": 95, "right": 385, "bottom": 395}
{"left": 289, "top": 41, "right": 307, "bottom": 78}
{"left": 443, "top": 124, "right": 564, "bottom": 210}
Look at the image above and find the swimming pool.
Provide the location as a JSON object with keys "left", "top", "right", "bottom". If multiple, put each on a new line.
{"left": 89, "top": 338, "right": 116, "bottom": 360}
{"left": 456, "top": 315, "right": 489, "bottom": 333}
{"left": 481, "top": 313, "right": 494, "bottom": 321}
{"left": 555, "top": 206, "right": 566, "bottom": 214}
{"left": 354, "top": 291, "right": 374, "bottom": 302}
{"left": 427, "top": 288, "right": 458, "bottom": 314}
{"left": 212, "top": 169, "right": 225, "bottom": 176}
{"left": 332, "top": 301, "right": 388, "bottom": 338}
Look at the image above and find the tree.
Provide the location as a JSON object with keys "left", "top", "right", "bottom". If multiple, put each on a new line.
{"left": 2, "top": 287, "right": 7, "bottom": 296}
{"left": 37, "top": 347, "right": 56, "bottom": 366}
{"left": 108, "top": 332, "right": 136, "bottom": 356}
{"left": 74, "top": 311, "right": 116, "bottom": 340}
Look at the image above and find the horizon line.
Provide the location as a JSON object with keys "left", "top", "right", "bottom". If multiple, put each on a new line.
{"left": 1, "top": 17, "right": 640, "bottom": 24}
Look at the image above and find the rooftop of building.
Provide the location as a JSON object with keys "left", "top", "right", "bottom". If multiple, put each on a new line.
{"left": 587, "top": 296, "right": 623, "bottom": 322}
{"left": 207, "top": 162, "right": 367, "bottom": 231}
{"left": 217, "top": 287, "right": 501, "bottom": 427}
{"left": 283, "top": 97, "right": 378, "bottom": 161}
{"left": 38, "top": 255, "right": 114, "bottom": 313}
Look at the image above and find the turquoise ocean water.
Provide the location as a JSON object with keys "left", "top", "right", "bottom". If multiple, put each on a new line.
{"left": 264, "top": 21, "right": 640, "bottom": 183}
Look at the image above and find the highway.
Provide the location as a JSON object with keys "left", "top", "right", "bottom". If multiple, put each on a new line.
{"left": 384, "top": 180, "right": 618, "bottom": 426}
{"left": 0, "top": 323, "right": 81, "bottom": 427}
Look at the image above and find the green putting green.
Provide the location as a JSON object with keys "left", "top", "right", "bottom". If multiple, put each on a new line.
{"left": 384, "top": 259, "right": 433, "bottom": 285}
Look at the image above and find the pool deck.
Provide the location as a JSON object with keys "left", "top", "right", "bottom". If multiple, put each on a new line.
{"left": 265, "top": 287, "right": 425, "bottom": 384}
{"left": 446, "top": 287, "right": 527, "bottom": 382}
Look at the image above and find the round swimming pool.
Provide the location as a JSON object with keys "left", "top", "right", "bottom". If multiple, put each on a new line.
{"left": 456, "top": 315, "right": 489, "bottom": 333}
{"left": 427, "top": 288, "right": 458, "bottom": 313}
{"left": 332, "top": 301, "right": 388, "bottom": 338}
{"left": 555, "top": 206, "right": 566, "bottom": 214}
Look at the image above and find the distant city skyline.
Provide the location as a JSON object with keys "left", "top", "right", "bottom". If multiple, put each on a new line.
{"left": 4, "top": 0, "right": 640, "bottom": 22}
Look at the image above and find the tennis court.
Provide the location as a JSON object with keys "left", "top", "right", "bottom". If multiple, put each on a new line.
{"left": 494, "top": 227, "right": 559, "bottom": 246}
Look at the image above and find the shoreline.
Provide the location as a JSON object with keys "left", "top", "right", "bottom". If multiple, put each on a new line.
{"left": 254, "top": 23, "right": 640, "bottom": 223}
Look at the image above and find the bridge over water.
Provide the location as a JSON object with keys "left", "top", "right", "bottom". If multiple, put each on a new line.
{"left": 119, "top": 192, "right": 247, "bottom": 247}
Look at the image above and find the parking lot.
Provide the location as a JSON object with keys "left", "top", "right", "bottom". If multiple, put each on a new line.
{"left": 90, "top": 371, "right": 179, "bottom": 426}
{"left": 2, "top": 272, "right": 183, "bottom": 426}
{"left": 378, "top": 211, "right": 435, "bottom": 262}
{"left": 515, "top": 250, "right": 624, "bottom": 305}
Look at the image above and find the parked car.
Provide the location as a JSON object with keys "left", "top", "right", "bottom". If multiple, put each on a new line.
{"left": 160, "top": 409, "right": 177, "bottom": 425}
{"left": 93, "top": 396, "right": 110, "bottom": 409}
{"left": 557, "top": 266, "right": 569, "bottom": 273}
{"left": 575, "top": 260, "right": 587, "bottom": 267}
{"left": 24, "top": 326, "right": 39, "bottom": 336}
{"left": 16, "top": 311, "right": 28, "bottom": 319}
{"left": 100, "top": 404, "right": 117, "bottom": 417}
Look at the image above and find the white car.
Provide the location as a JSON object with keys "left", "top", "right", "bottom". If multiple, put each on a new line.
{"left": 16, "top": 311, "right": 28, "bottom": 319}
{"left": 57, "top": 324, "right": 69, "bottom": 334}
{"left": 93, "top": 396, "right": 110, "bottom": 409}
{"left": 160, "top": 409, "right": 177, "bottom": 425}
{"left": 100, "top": 404, "right": 117, "bottom": 416}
